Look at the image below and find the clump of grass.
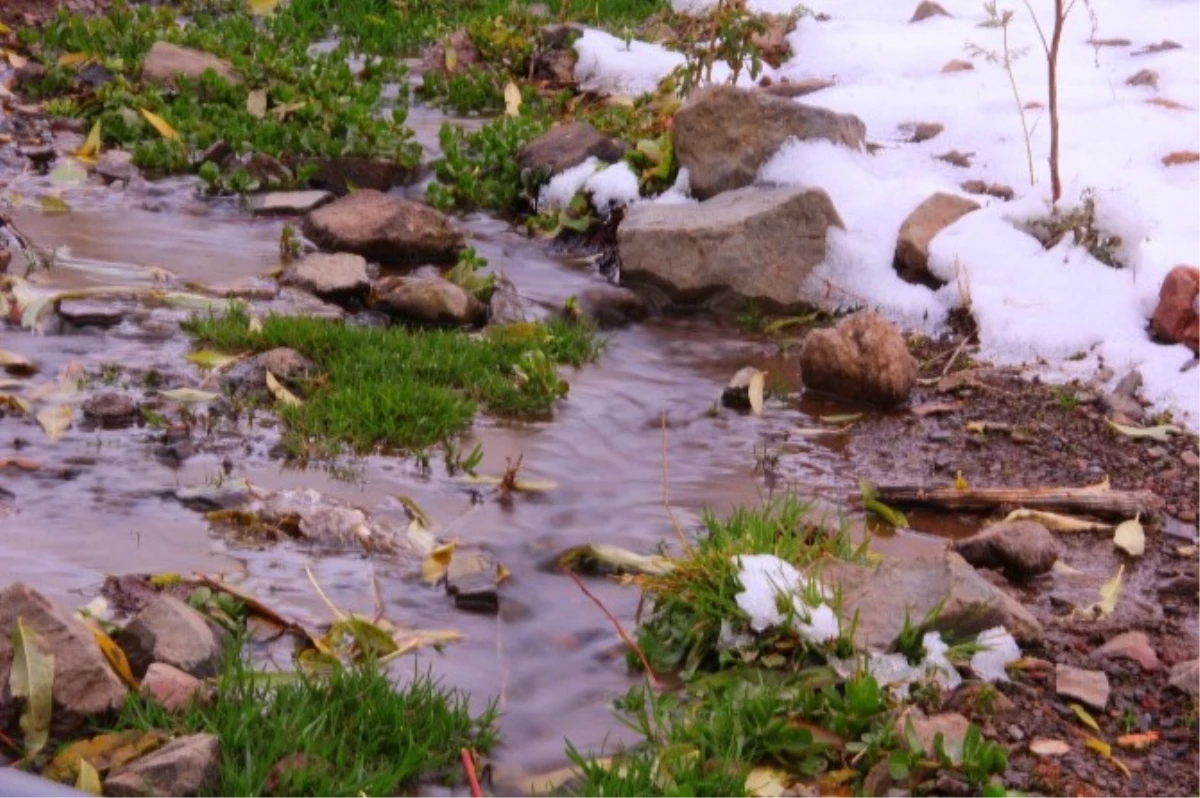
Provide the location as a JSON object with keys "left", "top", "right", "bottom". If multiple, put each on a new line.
{"left": 184, "top": 308, "right": 600, "bottom": 456}
{"left": 115, "top": 640, "right": 498, "bottom": 796}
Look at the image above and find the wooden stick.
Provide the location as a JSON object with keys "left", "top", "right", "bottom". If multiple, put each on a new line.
{"left": 858, "top": 484, "right": 1162, "bottom": 519}
{"left": 461, "top": 748, "right": 484, "bottom": 798}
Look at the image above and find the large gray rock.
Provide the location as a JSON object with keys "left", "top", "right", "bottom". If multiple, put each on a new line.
{"left": 280, "top": 252, "right": 370, "bottom": 305}
{"left": 799, "top": 311, "right": 918, "bottom": 406}
{"left": 672, "top": 85, "right": 866, "bottom": 199}
{"left": 117, "top": 596, "right": 226, "bottom": 679}
{"left": 105, "top": 733, "right": 220, "bottom": 797}
{"left": 894, "top": 193, "right": 979, "bottom": 286}
{"left": 952, "top": 520, "right": 1059, "bottom": 581}
{"left": 618, "top": 184, "right": 842, "bottom": 310}
{"left": 818, "top": 550, "right": 1043, "bottom": 648}
{"left": 517, "top": 122, "right": 627, "bottom": 177}
{"left": 0, "top": 583, "right": 128, "bottom": 737}
{"left": 141, "top": 41, "right": 239, "bottom": 89}
{"left": 370, "top": 275, "right": 486, "bottom": 327}
{"left": 302, "top": 190, "right": 465, "bottom": 264}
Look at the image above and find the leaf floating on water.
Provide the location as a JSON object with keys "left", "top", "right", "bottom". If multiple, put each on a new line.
{"left": 49, "top": 159, "right": 88, "bottom": 186}
{"left": 1070, "top": 703, "right": 1102, "bottom": 733}
{"left": 464, "top": 474, "right": 557, "bottom": 492}
{"left": 265, "top": 370, "right": 302, "bottom": 407}
{"left": 820, "top": 412, "right": 862, "bottom": 424}
{"left": 422, "top": 541, "right": 456, "bottom": 584}
{"left": 0, "top": 393, "right": 33, "bottom": 415}
{"left": 40, "top": 194, "right": 72, "bottom": 215}
{"left": 1112, "top": 514, "right": 1145, "bottom": 557}
{"left": 0, "top": 349, "right": 36, "bottom": 376}
{"left": 1104, "top": 418, "right": 1181, "bottom": 442}
{"left": 246, "top": 89, "right": 267, "bottom": 118}
{"left": 158, "top": 387, "right": 220, "bottom": 403}
{"left": 556, "top": 543, "right": 675, "bottom": 576}
{"left": 185, "top": 350, "right": 238, "bottom": 370}
{"left": 748, "top": 369, "right": 766, "bottom": 416}
{"left": 504, "top": 81, "right": 522, "bottom": 116}
{"left": 859, "top": 479, "right": 908, "bottom": 527}
{"left": 1029, "top": 738, "right": 1071, "bottom": 756}
{"left": 1004, "top": 508, "right": 1112, "bottom": 533}
{"left": 10, "top": 618, "right": 55, "bottom": 757}
{"left": 37, "top": 404, "right": 73, "bottom": 441}
{"left": 139, "top": 108, "right": 180, "bottom": 141}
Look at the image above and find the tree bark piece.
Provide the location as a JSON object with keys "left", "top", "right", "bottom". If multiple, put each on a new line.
{"left": 860, "top": 485, "right": 1162, "bottom": 519}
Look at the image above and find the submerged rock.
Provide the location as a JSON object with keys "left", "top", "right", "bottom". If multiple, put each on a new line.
{"left": 0, "top": 583, "right": 128, "bottom": 737}
{"left": 94, "top": 150, "right": 138, "bottom": 184}
{"left": 446, "top": 551, "right": 501, "bottom": 613}
{"left": 618, "top": 184, "right": 842, "bottom": 311}
{"left": 302, "top": 190, "right": 465, "bottom": 264}
{"left": 82, "top": 392, "right": 138, "bottom": 425}
{"left": 819, "top": 550, "right": 1043, "bottom": 648}
{"left": 280, "top": 252, "right": 371, "bottom": 306}
{"left": 141, "top": 41, "right": 239, "bottom": 88}
{"left": 518, "top": 122, "right": 626, "bottom": 178}
{"left": 105, "top": 733, "right": 220, "bottom": 797}
{"left": 211, "top": 488, "right": 410, "bottom": 554}
{"left": 57, "top": 298, "right": 129, "bottom": 328}
{"left": 117, "top": 596, "right": 226, "bottom": 679}
{"left": 305, "top": 156, "right": 417, "bottom": 194}
{"left": 799, "top": 311, "right": 918, "bottom": 406}
{"left": 370, "top": 274, "right": 486, "bottom": 327}
{"left": 952, "top": 520, "right": 1059, "bottom": 581}
{"left": 672, "top": 85, "right": 866, "bottom": 200}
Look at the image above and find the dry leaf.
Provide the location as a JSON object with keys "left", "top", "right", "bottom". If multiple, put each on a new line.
{"left": 1004, "top": 508, "right": 1112, "bottom": 533}
{"left": 1162, "top": 150, "right": 1200, "bottom": 166}
{"left": 58, "top": 52, "right": 88, "bottom": 67}
{"left": 7, "top": 51, "right": 28, "bottom": 69}
{"left": 1051, "top": 560, "right": 1084, "bottom": 575}
{"left": 10, "top": 618, "right": 55, "bottom": 757}
{"left": 1070, "top": 703, "right": 1101, "bottom": 733}
{"left": 159, "top": 387, "right": 220, "bottom": 403}
{"left": 76, "top": 119, "right": 102, "bottom": 162}
{"left": 1147, "top": 98, "right": 1191, "bottom": 110}
{"left": 748, "top": 369, "right": 765, "bottom": 415}
{"left": 186, "top": 350, "right": 238, "bottom": 370}
{"left": 85, "top": 619, "right": 138, "bottom": 690}
{"left": 1112, "top": 514, "right": 1145, "bottom": 557}
{"left": 75, "top": 759, "right": 101, "bottom": 795}
{"left": 793, "top": 424, "right": 851, "bottom": 438}
{"left": 247, "top": 89, "right": 267, "bottom": 118}
{"left": 1029, "top": 738, "right": 1071, "bottom": 756}
{"left": 265, "top": 370, "right": 302, "bottom": 407}
{"left": 37, "top": 404, "right": 73, "bottom": 441}
{"left": 1072, "top": 565, "right": 1124, "bottom": 620}
{"left": 1085, "top": 736, "right": 1131, "bottom": 777}
{"left": 1104, "top": 418, "right": 1181, "bottom": 442}
{"left": 139, "top": 108, "right": 180, "bottom": 141}
{"left": 1116, "top": 731, "right": 1159, "bottom": 750}
{"left": 422, "top": 541, "right": 456, "bottom": 584}
{"left": 504, "top": 81, "right": 522, "bottom": 116}
{"left": 0, "top": 349, "right": 36, "bottom": 375}
{"left": 954, "top": 470, "right": 969, "bottom": 491}
{"left": 745, "top": 765, "right": 791, "bottom": 797}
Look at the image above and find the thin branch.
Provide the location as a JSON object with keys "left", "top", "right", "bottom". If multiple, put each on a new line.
{"left": 1020, "top": 0, "right": 1051, "bottom": 57}
{"left": 941, "top": 336, "right": 975, "bottom": 377}
{"left": 563, "top": 568, "right": 661, "bottom": 691}
{"left": 461, "top": 748, "right": 484, "bottom": 798}
{"left": 661, "top": 411, "right": 694, "bottom": 555}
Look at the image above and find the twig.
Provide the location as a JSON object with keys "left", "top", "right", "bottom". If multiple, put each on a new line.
{"left": 941, "top": 336, "right": 975, "bottom": 377}
{"left": 563, "top": 569, "right": 660, "bottom": 691}
{"left": 661, "top": 411, "right": 693, "bottom": 555}
{"left": 461, "top": 748, "right": 484, "bottom": 798}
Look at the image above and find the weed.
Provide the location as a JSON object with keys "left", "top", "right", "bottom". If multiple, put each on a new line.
{"left": 664, "top": 0, "right": 795, "bottom": 97}
{"left": 114, "top": 638, "right": 498, "bottom": 796}
{"left": 428, "top": 114, "right": 550, "bottom": 214}
{"left": 969, "top": 2, "right": 1036, "bottom": 189}
{"left": 278, "top": 224, "right": 302, "bottom": 264}
{"left": 444, "top": 247, "right": 496, "bottom": 303}
{"left": 736, "top": 300, "right": 766, "bottom": 333}
{"left": 1022, "top": 188, "right": 1124, "bottom": 267}
{"left": 1055, "top": 389, "right": 1080, "bottom": 409}
{"left": 184, "top": 307, "right": 600, "bottom": 457}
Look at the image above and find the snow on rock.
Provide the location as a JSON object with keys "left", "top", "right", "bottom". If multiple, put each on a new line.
{"left": 795, "top": 602, "right": 840, "bottom": 644}
{"left": 573, "top": 29, "right": 684, "bottom": 96}
{"left": 538, "top": 158, "right": 641, "bottom": 215}
{"left": 971, "top": 626, "right": 1021, "bottom": 682}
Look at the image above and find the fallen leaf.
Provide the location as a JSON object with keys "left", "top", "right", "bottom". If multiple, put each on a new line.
{"left": 265, "top": 370, "right": 302, "bottom": 407}
{"left": 1051, "top": 560, "right": 1084, "bottom": 575}
{"left": 384, "top": 627, "right": 463, "bottom": 660}
{"left": 1146, "top": 98, "right": 1191, "bottom": 110}
{"left": 50, "top": 158, "right": 89, "bottom": 186}
{"left": 158, "top": 387, "right": 220, "bottom": 403}
{"left": 0, "top": 349, "right": 36, "bottom": 375}
{"left": 139, "top": 108, "right": 180, "bottom": 141}
{"left": 820, "top": 412, "right": 862, "bottom": 424}
{"left": 10, "top": 618, "right": 55, "bottom": 757}
{"left": 504, "top": 81, "right": 522, "bottom": 116}
{"left": 954, "top": 470, "right": 969, "bottom": 491}
{"left": 186, "top": 350, "right": 238, "bottom": 370}
{"left": 269, "top": 101, "right": 306, "bottom": 121}
{"left": 745, "top": 765, "right": 791, "bottom": 797}
{"left": 556, "top": 543, "right": 675, "bottom": 576}
{"left": 1116, "top": 731, "right": 1159, "bottom": 750}
{"left": 1112, "top": 514, "right": 1145, "bottom": 557}
{"left": 748, "top": 369, "right": 766, "bottom": 415}
{"left": 1085, "top": 736, "right": 1131, "bottom": 777}
{"left": 58, "top": 52, "right": 88, "bottom": 67}
{"left": 40, "top": 194, "right": 72, "bottom": 215}
{"left": 911, "top": 401, "right": 962, "bottom": 417}
{"left": 0, "top": 393, "right": 33, "bottom": 415}
{"left": 1162, "top": 150, "right": 1200, "bottom": 166}
{"left": 1030, "top": 738, "right": 1071, "bottom": 756}
{"left": 1070, "top": 703, "right": 1101, "bottom": 733}
{"left": 75, "top": 759, "right": 101, "bottom": 795}
{"left": 246, "top": 89, "right": 267, "bottom": 118}
{"left": 793, "top": 424, "right": 852, "bottom": 438}
{"left": 37, "top": 404, "right": 73, "bottom": 441}
{"left": 1005, "top": 508, "right": 1112, "bottom": 533}
{"left": 0, "top": 458, "right": 41, "bottom": 471}
{"left": 423, "top": 541, "right": 456, "bottom": 584}
{"left": 6, "top": 51, "right": 29, "bottom": 69}
{"left": 76, "top": 119, "right": 102, "bottom": 163}
{"left": 1072, "top": 565, "right": 1124, "bottom": 620}
{"left": 44, "top": 730, "right": 167, "bottom": 783}
{"left": 85, "top": 619, "right": 138, "bottom": 690}
{"left": 1176, "top": 544, "right": 1198, "bottom": 558}
{"left": 464, "top": 474, "right": 557, "bottom": 492}
{"left": 1105, "top": 418, "right": 1182, "bottom": 442}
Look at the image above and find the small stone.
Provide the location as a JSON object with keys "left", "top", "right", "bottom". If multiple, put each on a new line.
{"left": 142, "top": 41, "right": 239, "bottom": 88}
{"left": 1055, "top": 663, "right": 1110, "bottom": 710}
{"left": 910, "top": 1, "right": 951, "bottom": 22}
{"left": 1092, "top": 630, "right": 1160, "bottom": 672}
{"left": 575, "top": 284, "right": 648, "bottom": 328}
{"left": 370, "top": 274, "right": 486, "bottom": 327}
{"left": 140, "top": 663, "right": 208, "bottom": 712}
{"left": 446, "top": 551, "right": 500, "bottom": 613}
{"left": 249, "top": 190, "right": 333, "bottom": 216}
{"left": 953, "top": 520, "right": 1059, "bottom": 580}
{"left": 117, "top": 595, "right": 226, "bottom": 678}
{"left": 94, "top": 150, "right": 137, "bottom": 184}
{"left": 897, "top": 711, "right": 970, "bottom": 758}
{"left": 1007, "top": 725, "right": 1024, "bottom": 741}
{"left": 941, "top": 59, "right": 975, "bottom": 73}
{"left": 1126, "top": 69, "right": 1159, "bottom": 89}
{"left": 927, "top": 429, "right": 952, "bottom": 443}
{"left": 1181, "top": 451, "right": 1199, "bottom": 468}
{"left": 280, "top": 252, "right": 370, "bottom": 306}
{"left": 57, "top": 298, "right": 128, "bottom": 327}
{"left": 1147, "top": 445, "right": 1169, "bottom": 460}
{"left": 105, "top": 733, "right": 220, "bottom": 797}
{"left": 257, "top": 348, "right": 313, "bottom": 382}
{"left": 82, "top": 392, "right": 137, "bottom": 424}
{"left": 960, "top": 180, "right": 1014, "bottom": 201}
{"left": 1167, "top": 658, "right": 1199, "bottom": 698}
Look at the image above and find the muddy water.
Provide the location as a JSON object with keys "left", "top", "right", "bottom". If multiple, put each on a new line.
{"left": 0, "top": 148, "right": 949, "bottom": 791}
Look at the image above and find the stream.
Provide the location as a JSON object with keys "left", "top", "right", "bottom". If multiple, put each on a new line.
{"left": 3, "top": 105, "right": 974, "bottom": 792}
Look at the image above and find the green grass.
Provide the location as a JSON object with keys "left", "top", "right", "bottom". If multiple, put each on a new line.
{"left": 114, "top": 642, "right": 498, "bottom": 796}
{"left": 184, "top": 308, "right": 600, "bottom": 456}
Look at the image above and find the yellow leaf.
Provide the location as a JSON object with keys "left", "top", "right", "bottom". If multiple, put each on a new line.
{"left": 186, "top": 350, "right": 238, "bottom": 370}
{"left": 159, "top": 387, "right": 220, "bottom": 403}
{"left": 1070, "top": 703, "right": 1101, "bottom": 733}
{"left": 139, "top": 108, "right": 180, "bottom": 141}
{"left": 423, "top": 541, "right": 456, "bottom": 584}
{"left": 58, "top": 52, "right": 88, "bottom": 67}
{"left": 246, "top": 89, "right": 267, "bottom": 118}
{"left": 37, "top": 404, "right": 73, "bottom": 441}
{"left": 39, "top": 194, "right": 72, "bottom": 215}
{"left": 0, "top": 22, "right": 10, "bottom": 34}
{"left": 265, "top": 370, "right": 302, "bottom": 407}
{"left": 269, "top": 101, "right": 307, "bottom": 121}
{"left": 496, "top": 562, "right": 511, "bottom": 585}
{"left": 85, "top": 619, "right": 138, "bottom": 690}
{"left": 745, "top": 765, "right": 791, "bottom": 797}
{"left": 748, "top": 369, "right": 765, "bottom": 416}
{"left": 76, "top": 120, "right": 102, "bottom": 162}
{"left": 954, "top": 470, "right": 969, "bottom": 491}
{"left": 44, "top": 730, "right": 166, "bottom": 783}
{"left": 304, "top": 564, "right": 346, "bottom": 621}
{"left": 1104, "top": 418, "right": 1181, "bottom": 442}
{"left": 248, "top": 0, "right": 279, "bottom": 14}
{"left": 504, "top": 81, "right": 522, "bottom": 116}
{"left": 1112, "top": 514, "right": 1145, "bottom": 557}
{"left": 0, "top": 393, "right": 32, "bottom": 415}
{"left": 444, "top": 38, "right": 457, "bottom": 73}
{"left": 1004, "top": 508, "right": 1111, "bottom": 533}
{"left": 1086, "top": 735, "right": 1131, "bottom": 777}
{"left": 75, "top": 759, "right": 101, "bottom": 795}
{"left": 10, "top": 618, "right": 56, "bottom": 757}
{"left": 149, "top": 572, "right": 182, "bottom": 586}
{"left": 1072, "top": 565, "right": 1124, "bottom": 621}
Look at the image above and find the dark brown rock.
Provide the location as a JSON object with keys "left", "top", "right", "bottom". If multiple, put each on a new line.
{"left": 302, "top": 190, "right": 465, "bottom": 264}
{"left": 952, "top": 520, "right": 1059, "bottom": 580}
{"left": 117, "top": 596, "right": 226, "bottom": 679}
{"left": 1150, "top": 265, "right": 1199, "bottom": 352}
{"left": 911, "top": 1, "right": 951, "bottom": 21}
{"left": 895, "top": 193, "right": 980, "bottom": 286}
{"left": 105, "top": 733, "right": 219, "bottom": 797}
{"left": 370, "top": 275, "right": 486, "bottom": 327}
{"left": 517, "top": 122, "right": 627, "bottom": 177}
{"left": 303, "top": 156, "right": 416, "bottom": 194}
{"left": 799, "top": 311, "right": 918, "bottom": 406}
{"left": 672, "top": 85, "right": 866, "bottom": 199}
{"left": 575, "top": 284, "right": 649, "bottom": 328}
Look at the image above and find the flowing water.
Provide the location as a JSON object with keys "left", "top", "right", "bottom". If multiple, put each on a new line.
{"left": 0, "top": 112, "right": 956, "bottom": 792}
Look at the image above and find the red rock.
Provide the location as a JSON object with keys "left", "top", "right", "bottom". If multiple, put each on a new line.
{"left": 1092, "top": 631, "right": 1160, "bottom": 672}
{"left": 1150, "top": 265, "right": 1199, "bottom": 352}
{"left": 140, "top": 663, "right": 209, "bottom": 712}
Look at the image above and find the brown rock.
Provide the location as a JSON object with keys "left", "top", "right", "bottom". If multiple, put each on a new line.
{"left": 894, "top": 193, "right": 980, "bottom": 286}
{"left": 1125, "top": 69, "right": 1159, "bottom": 89}
{"left": 82, "top": 392, "right": 138, "bottom": 425}
{"left": 140, "top": 663, "right": 208, "bottom": 712}
{"left": 1162, "top": 151, "right": 1200, "bottom": 166}
{"left": 303, "top": 156, "right": 416, "bottom": 194}
{"left": 1055, "top": 664, "right": 1110, "bottom": 710}
{"left": 370, "top": 275, "right": 486, "bottom": 327}
{"left": 141, "top": 41, "right": 239, "bottom": 88}
{"left": 575, "top": 284, "right": 649, "bottom": 328}
{"left": 952, "top": 520, "right": 1059, "bottom": 580}
{"left": 117, "top": 596, "right": 226, "bottom": 679}
{"left": 1092, "top": 631, "right": 1160, "bottom": 672}
{"left": 0, "top": 583, "right": 128, "bottom": 737}
{"left": 1150, "top": 265, "right": 1199, "bottom": 352}
{"left": 941, "top": 59, "right": 975, "bottom": 73}
{"left": 532, "top": 48, "right": 577, "bottom": 89}
{"left": 280, "top": 252, "right": 371, "bottom": 306}
{"left": 302, "top": 190, "right": 465, "bottom": 264}
{"left": 257, "top": 348, "right": 314, "bottom": 382}
{"left": 517, "top": 122, "right": 627, "bottom": 178}
{"left": 672, "top": 85, "right": 866, "bottom": 200}
{"left": 911, "top": 1, "right": 951, "bottom": 21}
{"left": 906, "top": 121, "right": 944, "bottom": 143}
{"left": 105, "top": 733, "right": 220, "bottom": 797}
{"left": 799, "top": 311, "right": 918, "bottom": 406}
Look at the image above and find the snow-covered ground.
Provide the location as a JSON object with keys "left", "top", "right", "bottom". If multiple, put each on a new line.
{"left": 571, "top": 0, "right": 1200, "bottom": 428}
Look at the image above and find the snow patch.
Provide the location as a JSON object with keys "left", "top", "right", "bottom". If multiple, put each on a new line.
{"left": 970, "top": 626, "right": 1021, "bottom": 682}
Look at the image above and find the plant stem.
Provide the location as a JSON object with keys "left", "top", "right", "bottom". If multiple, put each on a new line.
{"left": 1001, "top": 20, "right": 1036, "bottom": 187}
{"left": 1048, "top": 0, "right": 1065, "bottom": 204}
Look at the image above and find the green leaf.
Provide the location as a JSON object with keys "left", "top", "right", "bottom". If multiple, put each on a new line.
{"left": 10, "top": 618, "right": 56, "bottom": 757}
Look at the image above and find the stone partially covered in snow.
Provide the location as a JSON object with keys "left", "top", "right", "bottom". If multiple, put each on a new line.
{"left": 894, "top": 193, "right": 980, "bottom": 287}
{"left": 672, "top": 85, "right": 866, "bottom": 200}
{"left": 952, "top": 520, "right": 1059, "bottom": 581}
{"left": 970, "top": 626, "right": 1020, "bottom": 682}
{"left": 539, "top": 159, "right": 640, "bottom": 214}
{"left": 1150, "top": 265, "right": 1199, "bottom": 352}
{"left": 799, "top": 311, "right": 918, "bottom": 406}
{"left": 518, "top": 122, "right": 627, "bottom": 178}
{"left": 302, "top": 190, "right": 465, "bottom": 265}
{"left": 618, "top": 184, "right": 843, "bottom": 311}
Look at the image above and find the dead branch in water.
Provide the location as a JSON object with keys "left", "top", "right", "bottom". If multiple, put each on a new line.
{"left": 563, "top": 568, "right": 661, "bottom": 692}
{"left": 858, "top": 484, "right": 1162, "bottom": 520}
